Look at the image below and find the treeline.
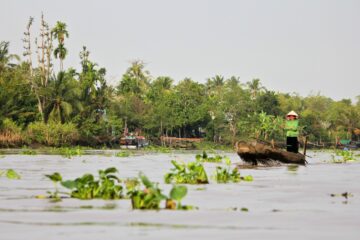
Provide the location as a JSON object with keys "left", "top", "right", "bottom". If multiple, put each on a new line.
{"left": 1, "top": 15, "right": 359, "bottom": 147}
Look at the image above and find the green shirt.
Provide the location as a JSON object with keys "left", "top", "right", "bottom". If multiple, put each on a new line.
{"left": 285, "top": 119, "right": 299, "bottom": 137}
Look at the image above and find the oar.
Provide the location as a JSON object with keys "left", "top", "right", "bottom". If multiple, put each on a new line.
{"left": 303, "top": 135, "right": 308, "bottom": 157}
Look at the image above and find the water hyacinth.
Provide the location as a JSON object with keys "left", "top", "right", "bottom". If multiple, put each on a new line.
{"left": 164, "top": 160, "right": 209, "bottom": 184}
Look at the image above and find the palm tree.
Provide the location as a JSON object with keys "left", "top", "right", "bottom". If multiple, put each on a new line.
{"left": 53, "top": 43, "right": 67, "bottom": 72}
{"left": 0, "top": 41, "right": 19, "bottom": 71}
{"left": 117, "top": 60, "right": 151, "bottom": 96}
{"left": 246, "top": 78, "right": 266, "bottom": 99}
{"left": 206, "top": 75, "right": 224, "bottom": 89}
{"left": 51, "top": 21, "right": 68, "bottom": 44}
{"left": 226, "top": 76, "right": 241, "bottom": 88}
{"left": 51, "top": 21, "right": 69, "bottom": 71}
{"left": 128, "top": 60, "right": 151, "bottom": 88}
{"left": 153, "top": 76, "right": 173, "bottom": 90}
{"left": 44, "top": 72, "right": 82, "bottom": 123}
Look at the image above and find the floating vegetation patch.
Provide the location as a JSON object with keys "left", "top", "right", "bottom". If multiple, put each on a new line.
{"left": 164, "top": 160, "right": 209, "bottom": 184}
{"left": 330, "top": 192, "right": 353, "bottom": 199}
{"left": 329, "top": 149, "right": 360, "bottom": 163}
{"left": 213, "top": 158, "right": 253, "bottom": 183}
{"left": 21, "top": 147, "right": 37, "bottom": 155}
{"left": 101, "top": 203, "right": 117, "bottom": 210}
{"left": 143, "top": 145, "right": 171, "bottom": 153}
{"left": 195, "top": 151, "right": 223, "bottom": 163}
{"left": 229, "top": 207, "right": 249, "bottom": 212}
{"left": 128, "top": 173, "right": 166, "bottom": 210}
{"left": 0, "top": 169, "right": 21, "bottom": 180}
{"left": 44, "top": 168, "right": 195, "bottom": 210}
{"left": 287, "top": 165, "right": 299, "bottom": 173}
{"left": 45, "top": 168, "right": 123, "bottom": 201}
{"left": 45, "top": 172, "right": 63, "bottom": 202}
{"left": 124, "top": 178, "right": 140, "bottom": 192}
{"left": 213, "top": 159, "right": 241, "bottom": 183}
{"left": 115, "top": 151, "right": 130, "bottom": 157}
{"left": 129, "top": 173, "right": 195, "bottom": 210}
{"left": 50, "top": 146, "right": 84, "bottom": 158}
{"left": 61, "top": 167, "right": 123, "bottom": 200}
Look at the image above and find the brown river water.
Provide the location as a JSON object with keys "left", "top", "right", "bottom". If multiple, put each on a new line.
{"left": 0, "top": 150, "right": 359, "bottom": 239}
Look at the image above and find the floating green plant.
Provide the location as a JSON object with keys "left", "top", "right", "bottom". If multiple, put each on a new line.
{"left": 44, "top": 168, "right": 195, "bottom": 210}
{"left": 213, "top": 158, "right": 240, "bottom": 183}
{"left": 213, "top": 158, "right": 253, "bottom": 183}
{"left": 330, "top": 192, "right": 353, "bottom": 199}
{"left": 129, "top": 173, "right": 195, "bottom": 210}
{"left": 195, "top": 151, "right": 223, "bottom": 163}
{"left": 287, "top": 165, "right": 299, "bottom": 172}
{"left": 143, "top": 145, "right": 172, "bottom": 153}
{"left": 0, "top": 169, "right": 21, "bottom": 180}
{"left": 52, "top": 146, "right": 84, "bottom": 159}
{"left": 21, "top": 147, "right": 37, "bottom": 155}
{"left": 60, "top": 167, "right": 123, "bottom": 200}
{"left": 45, "top": 172, "right": 62, "bottom": 201}
{"left": 229, "top": 207, "right": 249, "bottom": 212}
{"left": 331, "top": 150, "right": 357, "bottom": 163}
{"left": 124, "top": 178, "right": 140, "bottom": 192}
{"left": 128, "top": 172, "right": 167, "bottom": 210}
{"left": 166, "top": 185, "right": 195, "bottom": 210}
{"left": 164, "top": 160, "right": 209, "bottom": 184}
{"left": 115, "top": 151, "right": 130, "bottom": 157}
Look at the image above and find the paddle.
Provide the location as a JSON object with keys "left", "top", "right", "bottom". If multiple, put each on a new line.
{"left": 303, "top": 135, "right": 308, "bottom": 157}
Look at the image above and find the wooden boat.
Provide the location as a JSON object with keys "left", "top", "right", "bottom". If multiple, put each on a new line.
{"left": 236, "top": 141, "right": 306, "bottom": 165}
{"left": 120, "top": 136, "right": 149, "bottom": 149}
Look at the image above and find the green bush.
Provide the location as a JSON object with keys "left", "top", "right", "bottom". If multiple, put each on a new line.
{"left": 0, "top": 118, "right": 22, "bottom": 134}
{"left": 0, "top": 118, "right": 23, "bottom": 147}
{"left": 26, "top": 122, "right": 79, "bottom": 146}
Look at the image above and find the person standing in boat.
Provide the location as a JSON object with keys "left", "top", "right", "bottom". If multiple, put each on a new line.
{"left": 285, "top": 111, "right": 299, "bottom": 153}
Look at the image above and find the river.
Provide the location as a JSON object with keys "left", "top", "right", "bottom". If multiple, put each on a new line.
{"left": 0, "top": 150, "right": 359, "bottom": 239}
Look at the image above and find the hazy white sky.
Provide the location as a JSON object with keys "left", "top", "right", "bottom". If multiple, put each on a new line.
{"left": 1, "top": 0, "right": 359, "bottom": 100}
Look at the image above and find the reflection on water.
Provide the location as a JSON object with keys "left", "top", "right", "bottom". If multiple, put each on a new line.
{"left": 287, "top": 165, "right": 299, "bottom": 173}
{"left": 0, "top": 150, "right": 359, "bottom": 239}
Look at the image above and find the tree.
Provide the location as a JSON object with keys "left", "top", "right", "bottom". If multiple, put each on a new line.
{"left": 36, "top": 13, "right": 53, "bottom": 87}
{"left": 221, "top": 82, "right": 251, "bottom": 144}
{"left": 0, "top": 41, "right": 19, "bottom": 71}
{"left": 246, "top": 78, "right": 265, "bottom": 99}
{"left": 44, "top": 72, "right": 82, "bottom": 123}
{"left": 0, "top": 61, "right": 37, "bottom": 126}
{"left": 52, "top": 21, "right": 69, "bottom": 71}
{"left": 144, "top": 76, "right": 174, "bottom": 137}
{"left": 22, "top": 17, "right": 34, "bottom": 76}
{"left": 171, "top": 78, "right": 208, "bottom": 138}
{"left": 256, "top": 90, "right": 281, "bottom": 116}
{"left": 206, "top": 75, "right": 225, "bottom": 91}
{"left": 116, "top": 60, "right": 151, "bottom": 96}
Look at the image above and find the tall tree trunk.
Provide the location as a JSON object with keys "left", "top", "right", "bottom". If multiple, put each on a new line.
{"left": 60, "top": 58, "right": 63, "bottom": 72}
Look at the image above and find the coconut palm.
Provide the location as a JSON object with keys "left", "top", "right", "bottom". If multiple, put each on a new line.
{"left": 44, "top": 72, "right": 82, "bottom": 123}
{"left": 0, "top": 41, "right": 19, "bottom": 71}
{"left": 117, "top": 60, "right": 151, "bottom": 96}
{"left": 206, "top": 75, "right": 224, "bottom": 89}
{"left": 246, "top": 78, "right": 266, "bottom": 99}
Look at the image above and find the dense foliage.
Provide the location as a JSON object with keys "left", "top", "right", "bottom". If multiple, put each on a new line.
{"left": 1, "top": 15, "right": 360, "bottom": 147}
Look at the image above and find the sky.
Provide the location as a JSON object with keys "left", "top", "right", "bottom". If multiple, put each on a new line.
{"left": 1, "top": 0, "right": 359, "bottom": 101}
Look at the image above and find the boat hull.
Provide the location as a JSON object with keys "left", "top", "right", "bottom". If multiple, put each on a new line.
{"left": 236, "top": 141, "right": 306, "bottom": 165}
